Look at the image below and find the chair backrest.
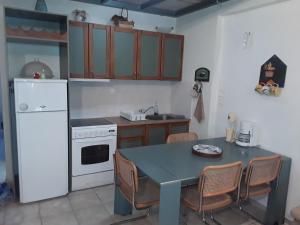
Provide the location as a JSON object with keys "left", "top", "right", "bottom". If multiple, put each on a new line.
{"left": 245, "top": 155, "right": 281, "bottom": 187}
{"left": 199, "top": 161, "right": 243, "bottom": 197}
{"left": 166, "top": 132, "right": 198, "bottom": 144}
{"left": 115, "top": 151, "right": 139, "bottom": 203}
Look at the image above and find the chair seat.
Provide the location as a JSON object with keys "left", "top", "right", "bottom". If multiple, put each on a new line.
{"left": 291, "top": 206, "right": 300, "bottom": 221}
{"left": 181, "top": 185, "right": 232, "bottom": 212}
{"left": 240, "top": 183, "right": 272, "bottom": 199}
{"left": 134, "top": 177, "right": 160, "bottom": 210}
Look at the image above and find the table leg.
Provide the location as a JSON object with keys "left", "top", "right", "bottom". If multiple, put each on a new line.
{"left": 114, "top": 184, "right": 132, "bottom": 216}
{"left": 159, "top": 181, "right": 182, "bottom": 225}
{"left": 265, "top": 158, "right": 291, "bottom": 225}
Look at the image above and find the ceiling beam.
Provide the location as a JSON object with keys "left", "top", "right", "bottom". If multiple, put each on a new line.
{"left": 175, "top": 0, "right": 229, "bottom": 17}
{"left": 140, "top": 0, "right": 165, "bottom": 10}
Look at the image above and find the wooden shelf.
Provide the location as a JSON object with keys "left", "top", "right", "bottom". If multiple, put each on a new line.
{"left": 6, "top": 27, "right": 68, "bottom": 43}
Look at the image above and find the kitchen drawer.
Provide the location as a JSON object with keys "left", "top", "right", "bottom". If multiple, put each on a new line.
{"left": 169, "top": 122, "right": 189, "bottom": 134}
{"left": 118, "top": 126, "right": 145, "bottom": 138}
{"left": 118, "top": 137, "right": 144, "bottom": 149}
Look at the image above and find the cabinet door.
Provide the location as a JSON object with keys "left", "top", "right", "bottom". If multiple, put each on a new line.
{"left": 88, "top": 24, "right": 111, "bottom": 79}
{"left": 147, "top": 124, "right": 168, "bottom": 145}
{"left": 137, "top": 31, "right": 161, "bottom": 80}
{"left": 119, "top": 137, "right": 144, "bottom": 149}
{"left": 69, "top": 21, "right": 89, "bottom": 78}
{"left": 111, "top": 28, "right": 138, "bottom": 79}
{"left": 169, "top": 122, "right": 189, "bottom": 134}
{"left": 161, "top": 34, "right": 184, "bottom": 81}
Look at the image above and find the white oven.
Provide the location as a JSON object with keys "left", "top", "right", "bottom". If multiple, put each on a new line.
{"left": 71, "top": 122, "right": 117, "bottom": 190}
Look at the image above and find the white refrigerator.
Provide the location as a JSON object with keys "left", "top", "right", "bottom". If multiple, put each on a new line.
{"left": 14, "top": 79, "right": 68, "bottom": 203}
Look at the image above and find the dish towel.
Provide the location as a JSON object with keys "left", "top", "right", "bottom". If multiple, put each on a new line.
{"left": 194, "top": 92, "right": 205, "bottom": 123}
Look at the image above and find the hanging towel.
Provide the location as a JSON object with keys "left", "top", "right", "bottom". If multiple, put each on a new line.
{"left": 194, "top": 92, "right": 205, "bottom": 123}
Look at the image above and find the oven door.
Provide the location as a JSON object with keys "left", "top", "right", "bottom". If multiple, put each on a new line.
{"left": 72, "top": 136, "right": 116, "bottom": 176}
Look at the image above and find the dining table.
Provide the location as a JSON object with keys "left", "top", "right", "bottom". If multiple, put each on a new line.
{"left": 113, "top": 137, "right": 291, "bottom": 225}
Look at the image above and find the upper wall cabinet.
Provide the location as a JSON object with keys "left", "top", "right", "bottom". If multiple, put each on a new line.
{"left": 69, "top": 21, "right": 111, "bottom": 79}
{"left": 69, "top": 21, "right": 88, "bottom": 78}
{"left": 111, "top": 27, "right": 138, "bottom": 79}
{"left": 161, "top": 34, "right": 184, "bottom": 81}
{"left": 88, "top": 24, "right": 111, "bottom": 78}
{"left": 137, "top": 31, "right": 161, "bottom": 80}
{"left": 69, "top": 21, "right": 184, "bottom": 81}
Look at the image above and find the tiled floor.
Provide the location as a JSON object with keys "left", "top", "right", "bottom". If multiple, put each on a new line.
{"left": 0, "top": 184, "right": 275, "bottom": 225}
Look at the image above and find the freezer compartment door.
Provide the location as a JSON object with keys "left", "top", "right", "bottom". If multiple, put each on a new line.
{"left": 16, "top": 111, "right": 68, "bottom": 203}
{"left": 14, "top": 79, "right": 67, "bottom": 112}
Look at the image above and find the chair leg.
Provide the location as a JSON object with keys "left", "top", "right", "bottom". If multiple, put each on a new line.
{"left": 110, "top": 208, "right": 150, "bottom": 225}
{"left": 201, "top": 212, "right": 211, "bottom": 225}
{"left": 238, "top": 202, "right": 263, "bottom": 225}
{"left": 210, "top": 210, "right": 222, "bottom": 225}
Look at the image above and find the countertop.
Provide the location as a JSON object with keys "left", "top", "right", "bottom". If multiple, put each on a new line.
{"left": 105, "top": 116, "right": 190, "bottom": 127}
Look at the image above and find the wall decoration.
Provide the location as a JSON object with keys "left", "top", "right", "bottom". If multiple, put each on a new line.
{"left": 255, "top": 55, "right": 287, "bottom": 96}
{"left": 35, "top": 0, "right": 48, "bottom": 12}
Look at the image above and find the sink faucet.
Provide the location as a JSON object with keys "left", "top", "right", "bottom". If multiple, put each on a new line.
{"left": 139, "top": 102, "right": 159, "bottom": 115}
{"left": 139, "top": 106, "right": 154, "bottom": 114}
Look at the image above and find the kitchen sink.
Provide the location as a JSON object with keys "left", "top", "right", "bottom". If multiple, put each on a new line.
{"left": 146, "top": 114, "right": 184, "bottom": 120}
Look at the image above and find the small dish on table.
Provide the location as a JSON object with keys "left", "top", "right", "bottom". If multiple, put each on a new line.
{"left": 192, "top": 144, "right": 223, "bottom": 158}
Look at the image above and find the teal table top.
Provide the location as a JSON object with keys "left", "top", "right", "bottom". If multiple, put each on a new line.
{"left": 120, "top": 137, "right": 283, "bottom": 185}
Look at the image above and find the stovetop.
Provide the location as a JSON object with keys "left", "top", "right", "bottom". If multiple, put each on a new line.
{"left": 70, "top": 118, "right": 114, "bottom": 127}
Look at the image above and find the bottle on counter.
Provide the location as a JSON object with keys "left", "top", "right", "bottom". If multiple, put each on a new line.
{"left": 154, "top": 101, "right": 159, "bottom": 115}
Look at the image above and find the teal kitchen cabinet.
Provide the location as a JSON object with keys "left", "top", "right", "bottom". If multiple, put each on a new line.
{"left": 88, "top": 23, "right": 111, "bottom": 78}
{"left": 69, "top": 21, "right": 88, "bottom": 78}
{"left": 69, "top": 21, "right": 111, "bottom": 79}
{"left": 117, "top": 121, "right": 190, "bottom": 148}
{"left": 161, "top": 34, "right": 184, "bottom": 81}
{"left": 137, "top": 31, "right": 161, "bottom": 80}
{"left": 146, "top": 124, "right": 169, "bottom": 145}
{"left": 118, "top": 125, "right": 145, "bottom": 149}
{"left": 169, "top": 122, "right": 189, "bottom": 134}
{"left": 111, "top": 27, "right": 138, "bottom": 79}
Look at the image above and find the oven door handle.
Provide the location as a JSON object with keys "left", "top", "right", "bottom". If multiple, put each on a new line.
{"left": 73, "top": 136, "right": 115, "bottom": 143}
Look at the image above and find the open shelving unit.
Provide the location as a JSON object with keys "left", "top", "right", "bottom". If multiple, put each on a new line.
{"left": 4, "top": 7, "right": 69, "bottom": 79}
{"left": 6, "top": 27, "right": 68, "bottom": 43}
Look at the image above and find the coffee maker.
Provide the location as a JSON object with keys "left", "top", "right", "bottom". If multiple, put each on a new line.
{"left": 236, "top": 121, "right": 259, "bottom": 147}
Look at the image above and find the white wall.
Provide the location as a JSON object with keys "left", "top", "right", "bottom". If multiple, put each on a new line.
{"left": 174, "top": 0, "right": 288, "bottom": 139}
{"left": 69, "top": 80, "right": 173, "bottom": 118}
{"left": 175, "top": 0, "right": 298, "bottom": 218}
{"left": 214, "top": 0, "right": 300, "bottom": 218}
{"left": 0, "top": 0, "right": 176, "bottom": 118}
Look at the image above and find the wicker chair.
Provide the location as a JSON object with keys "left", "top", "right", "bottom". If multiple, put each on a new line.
{"left": 181, "top": 161, "right": 243, "bottom": 225}
{"left": 166, "top": 132, "right": 198, "bottom": 144}
{"left": 112, "top": 151, "right": 160, "bottom": 225}
{"left": 239, "top": 155, "right": 282, "bottom": 204}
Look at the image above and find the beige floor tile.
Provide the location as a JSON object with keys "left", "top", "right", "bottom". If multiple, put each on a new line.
{"left": 95, "top": 184, "right": 115, "bottom": 204}
{"left": 104, "top": 200, "right": 114, "bottom": 215}
{"left": 42, "top": 211, "right": 78, "bottom": 225}
{"left": 214, "top": 208, "right": 250, "bottom": 225}
{"left": 69, "top": 191, "right": 102, "bottom": 210}
{"left": 40, "top": 196, "right": 72, "bottom": 217}
{"left": 4, "top": 217, "right": 42, "bottom": 225}
{"left": 68, "top": 188, "right": 96, "bottom": 197}
{"left": 74, "top": 205, "right": 113, "bottom": 225}
{"left": 4, "top": 202, "right": 40, "bottom": 225}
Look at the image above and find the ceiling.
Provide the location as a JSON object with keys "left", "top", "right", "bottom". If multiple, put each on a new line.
{"left": 71, "top": 0, "right": 231, "bottom": 17}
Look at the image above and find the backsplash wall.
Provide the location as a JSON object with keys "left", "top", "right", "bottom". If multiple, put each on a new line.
{"left": 69, "top": 80, "right": 174, "bottom": 119}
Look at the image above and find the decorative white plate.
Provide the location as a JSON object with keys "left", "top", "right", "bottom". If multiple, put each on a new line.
{"left": 192, "top": 144, "right": 222, "bottom": 157}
